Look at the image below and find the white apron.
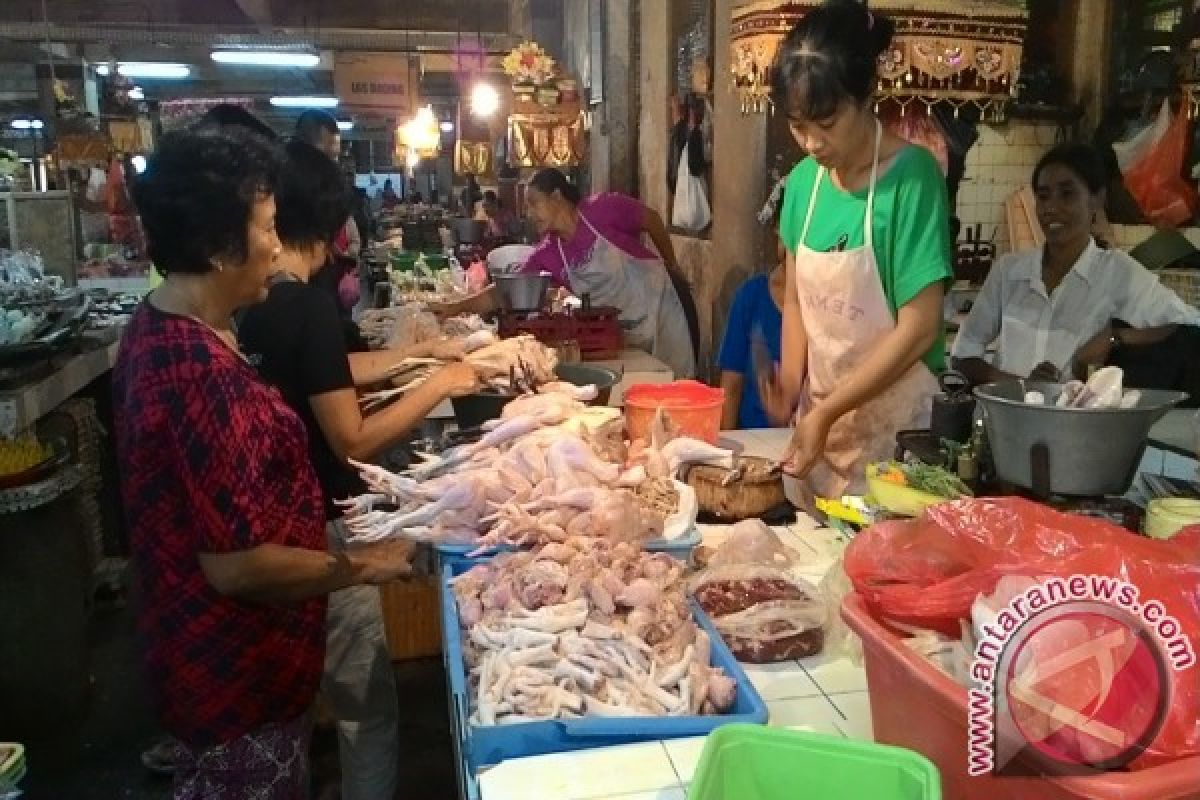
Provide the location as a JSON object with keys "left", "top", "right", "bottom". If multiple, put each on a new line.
{"left": 558, "top": 214, "right": 696, "bottom": 378}
{"left": 793, "top": 120, "right": 938, "bottom": 497}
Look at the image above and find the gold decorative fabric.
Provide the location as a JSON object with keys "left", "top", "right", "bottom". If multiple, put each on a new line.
{"left": 507, "top": 111, "right": 587, "bottom": 168}
{"left": 731, "top": 0, "right": 1027, "bottom": 117}
{"left": 455, "top": 140, "right": 493, "bottom": 176}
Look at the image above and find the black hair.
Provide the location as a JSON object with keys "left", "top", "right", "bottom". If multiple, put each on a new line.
{"left": 192, "top": 104, "right": 278, "bottom": 141}
{"left": 294, "top": 110, "right": 339, "bottom": 145}
{"left": 483, "top": 190, "right": 500, "bottom": 205}
{"left": 133, "top": 129, "right": 282, "bottom": 276}
{"left": 1032, "top": 143, "right": 1107, "bottom": 195}
{"left": 276, "top": 140, "right": 353, "bottom": 251}
{"left": 770, "top": 1, "right": 895, "bottom": 119}
{"left": 529, "top": 168, "right": 581, "bottom": 206}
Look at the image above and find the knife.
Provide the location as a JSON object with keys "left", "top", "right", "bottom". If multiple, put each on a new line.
{"left": 751, "top": 325, "right": 774, "bottom": 387}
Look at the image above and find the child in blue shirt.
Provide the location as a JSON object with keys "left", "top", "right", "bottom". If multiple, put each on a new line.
{"left": 718, "top": 221, "right": 786, "bottom": 428}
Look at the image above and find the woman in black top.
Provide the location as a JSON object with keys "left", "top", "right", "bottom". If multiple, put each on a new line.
{"left": 237, "top": 140, "right": 478, "bottom": 800}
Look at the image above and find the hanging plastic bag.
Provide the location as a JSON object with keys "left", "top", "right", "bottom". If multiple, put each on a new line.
{"left": 1112, "top": 102, "right": 1167, "bottom": 173}
{"left": 1121, "top": 101, "right": 1199, "bottom": 226}
{"left": 671, "top": 142, "right": 711, "bottom": 233}
{"left": 844, "top": 496, "right": 1200, "bottom": 769}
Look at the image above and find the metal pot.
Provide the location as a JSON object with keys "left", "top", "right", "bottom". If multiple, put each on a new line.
{"left": 493, "top": 273, "right": 551, "bottom": 312}
{"left": 451, "top": 363, "right": 619, "bottom": 429}
{"left": 450, "top": 217, "right": 485, "bottom": 245}
{"left": 974, "top": 380, "right": 1187, "bottom": 497}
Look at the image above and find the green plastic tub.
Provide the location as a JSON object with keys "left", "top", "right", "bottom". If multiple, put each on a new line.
{"left": 687, "top": 725, "right": 941, "bottom": 800}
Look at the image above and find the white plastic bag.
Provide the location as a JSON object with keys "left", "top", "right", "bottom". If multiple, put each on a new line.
{"left": 671, "top": 143, "right": 711, "bottom": 232}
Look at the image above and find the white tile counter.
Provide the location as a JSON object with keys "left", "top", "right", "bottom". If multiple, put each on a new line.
{"left": 477, "top": 430, "right": 873, "bottom": 800}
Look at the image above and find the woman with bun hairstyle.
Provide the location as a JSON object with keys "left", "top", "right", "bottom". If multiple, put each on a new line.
{"left": 759, "top": 1, "right": 953, "bottom": 496}
{"left": 433, "top": 168, "right": 699, "bottom": 378}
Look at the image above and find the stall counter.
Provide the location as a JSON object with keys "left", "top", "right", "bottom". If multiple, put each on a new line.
{"left": 0, "top": 338, "right": 121, "bottom": 436}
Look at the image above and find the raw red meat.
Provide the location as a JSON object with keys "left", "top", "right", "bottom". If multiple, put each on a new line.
{"left": 690, "top": 566, "right": 827, "bottom": 664}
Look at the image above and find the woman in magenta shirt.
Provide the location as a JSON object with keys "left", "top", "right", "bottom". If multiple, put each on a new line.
{"left": 437, "top": 169, "right": 697, "bottom": 377}
{"left": 518, "top": 170, "right": 696, "bottom": 377}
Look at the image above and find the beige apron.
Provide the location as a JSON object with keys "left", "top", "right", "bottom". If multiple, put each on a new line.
{"left": 558, "top": 213, "right": 696, "bottom": 378}
{"left": 793, "top": 120, "right": 938, "bottom": 497}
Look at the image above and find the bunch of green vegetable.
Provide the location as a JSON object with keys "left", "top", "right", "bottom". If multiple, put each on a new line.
{"left": 875, "top": 459, "right": 973, "bottom": 499}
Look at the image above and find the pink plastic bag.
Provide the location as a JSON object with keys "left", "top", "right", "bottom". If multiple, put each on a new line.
{"left": 845, "top": 497, "right": 1200, "bottom": 769}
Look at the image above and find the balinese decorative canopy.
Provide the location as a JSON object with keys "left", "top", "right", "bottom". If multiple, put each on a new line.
{"left": 731, "top": 0, "right": 1028, "bottom": 119}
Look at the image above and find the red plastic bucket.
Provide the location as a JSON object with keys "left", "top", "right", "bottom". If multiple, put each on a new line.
{"left": 841, "top": 593, "right": 1200, "bottom": 800}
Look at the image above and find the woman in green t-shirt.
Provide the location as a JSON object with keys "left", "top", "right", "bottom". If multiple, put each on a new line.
{"left": 760, "top": 1, "right": 952, "bottom": 498}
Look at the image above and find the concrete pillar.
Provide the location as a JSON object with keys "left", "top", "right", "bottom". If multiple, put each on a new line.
{"left": 1064, "top": 0, "right": 1115, "bottom": 130}
{"left": 590, "top": 0, "right": 636, "bottom": 194}
{"left": 638, "top": 0, "right": 671, "bottom": 213}
{"left": 710, "top": 0, "right": 769, "bottom": 346}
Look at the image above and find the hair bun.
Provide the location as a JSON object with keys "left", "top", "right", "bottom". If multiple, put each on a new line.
{"left": 868, "top": 13, "right": 896, "bottom": 59}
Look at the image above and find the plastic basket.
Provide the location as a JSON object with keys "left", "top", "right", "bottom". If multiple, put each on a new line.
{"left": 841, "top": 593, "right": 1200, "bottom": 800}
{"left": 687, "top": 725, "right": 941, "bottom": 800}
{"left": 442, "top": 558, "right": 768, "bottom": 772}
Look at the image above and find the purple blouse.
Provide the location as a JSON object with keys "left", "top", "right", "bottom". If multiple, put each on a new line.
{"left": 522, "top": 193, "right": 658, "bottom": 287}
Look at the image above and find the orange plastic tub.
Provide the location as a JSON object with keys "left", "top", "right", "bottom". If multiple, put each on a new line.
{"left": 624, "top": 381, "right": 724, "bottom": 444}
{"left": 841, "top": 593, "right": 1200, "bottom": 800}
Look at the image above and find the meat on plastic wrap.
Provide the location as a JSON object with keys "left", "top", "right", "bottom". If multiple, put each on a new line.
{"left": 690, "top": 564, "right": 826, "bottom": 663}
{"left": 688, "top": 521, "right": 829, "bottom": 665}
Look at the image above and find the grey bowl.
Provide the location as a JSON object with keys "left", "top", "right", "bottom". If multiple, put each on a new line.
{"left": 451, "top": 364, "right": 620, "bottom": 429}
{"left": 974, "top": 380, "right": 1186, "bottom": 497}
{"left": 493, "top": 273, "right": 551, "bottom": 312}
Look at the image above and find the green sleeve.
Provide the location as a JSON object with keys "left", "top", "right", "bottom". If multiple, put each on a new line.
{"left": 778, "top": 159, "right": 816, "bottom": 255}
{"left": 888, "top": 147, "right": 953, "bottom": 308}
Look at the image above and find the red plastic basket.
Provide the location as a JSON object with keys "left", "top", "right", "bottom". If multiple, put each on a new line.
{"left": 841, "top": 594, "right": 1200, "bottom": 800}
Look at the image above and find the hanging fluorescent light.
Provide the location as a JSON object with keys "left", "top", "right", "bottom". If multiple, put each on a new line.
{"left": 470, "top": 83, "right": 500, "bottom": 117}
{"left": 270, "top": 95, "right": 338, "bottom": 109}
{"left": 336, "top": 120, "right": 354, "bottom": 131}
{"left": 211, "top": 50, "right": 320, "bottom": 68}
{"left": 440, "top": 121, "right": 455, "bottom": 133}
{"left": 97, "top": 62, "right": 190, "bottom": 79}
{"left": 127, "top": 86, "right": 145, "bottom": 101}
{"left": 10, "top": 119, "right": 44, "bottom": 130}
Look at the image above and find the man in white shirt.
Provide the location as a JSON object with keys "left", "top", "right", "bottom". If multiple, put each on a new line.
{"left": 953, "top": 144, "right": 1200, "bottom": 383}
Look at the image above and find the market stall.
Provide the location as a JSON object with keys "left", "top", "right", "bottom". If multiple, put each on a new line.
{"left": 328, "top": 347, "right": 1198, "bottom": 800}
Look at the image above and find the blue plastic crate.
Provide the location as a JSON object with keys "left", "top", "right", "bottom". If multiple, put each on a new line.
{"left": 441, "top": 558, "right": 768, "bottom": 773}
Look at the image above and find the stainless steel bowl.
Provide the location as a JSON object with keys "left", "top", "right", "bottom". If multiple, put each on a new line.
{"left": 493, "top": 273, "right": 551, "bottom": 312}
{"left": 450, "top": 217, "right": 485, "bottom": 245}
{"left": 974, "top": 381, "right": 1187, "bottom": 496}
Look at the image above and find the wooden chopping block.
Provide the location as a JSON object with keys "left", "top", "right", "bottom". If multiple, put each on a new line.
{"left": 684, "top": 456, "right": 786, "bottom": 521}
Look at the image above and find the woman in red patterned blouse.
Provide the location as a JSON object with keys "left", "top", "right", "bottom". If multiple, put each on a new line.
{"left": 112, "top": 129, "right": 414, "bottom": 800}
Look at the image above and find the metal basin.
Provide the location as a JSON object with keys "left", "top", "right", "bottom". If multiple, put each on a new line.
{"left": 974, "top": 380, "right": 1186, "bottom": 497}
{"left": 451, "top": 217, "right": 485, "bottom": 245}
{"left": 451, "top": 364, "right": 620, "bottom": 429}
{"left": 493, "top": 273, "right": 551, "bottom": 312}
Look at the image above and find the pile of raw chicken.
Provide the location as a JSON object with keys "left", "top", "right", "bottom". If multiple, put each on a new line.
{"left": 452, "top": 541, "right": 737, "bottom": 724}
{"left": 339, "top": 366, "right": 747, "bottom": 727}
{"left": 344, "top": 383, "right": 733, "bottom": 550}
